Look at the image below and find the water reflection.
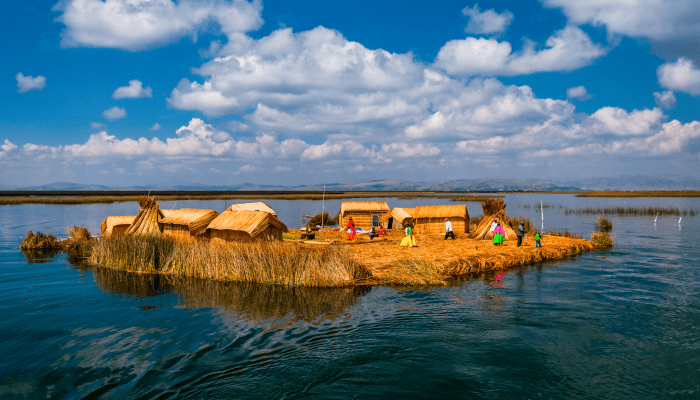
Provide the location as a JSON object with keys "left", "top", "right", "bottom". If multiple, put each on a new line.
{"left": 21, "top": 249, "right": 60, "bottom": 264}
{"left": 90, "top": 266, "right": 370, "bottom": 322}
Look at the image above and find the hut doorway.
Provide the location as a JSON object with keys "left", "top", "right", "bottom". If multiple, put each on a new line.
{"left": 372, "top": 215, "right": 379, "bottom": 227}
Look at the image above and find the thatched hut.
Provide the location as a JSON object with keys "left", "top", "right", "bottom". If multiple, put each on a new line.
{"left": 158, "top": 209, "right": 219, "bottom": 239}
{"left": 339, "top": 201, "right": 390, "bottom": 229}
{"left": 227, "top": 202, "right": 276, "bottom": 216}
{"left": 469, "top": 198, "right": 518, "bottom": 240}
{"left": 100, "top": 216, "right": 135, "bottom": 237}
{"left": 413, "top": 205, "right": 469, "bottom": 235}
{"left": 380, "top": 207, "right": 415, "bottom": 230}
{"left": 206, "top": 210, "right": 288, "bottom": 242}
{"left": 124, "top": 196, "right": 164, "bottom": 236}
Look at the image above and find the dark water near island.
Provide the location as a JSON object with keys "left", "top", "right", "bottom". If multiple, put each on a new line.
{"left": 1, "top": 194, "right": 699, "bottom": 399}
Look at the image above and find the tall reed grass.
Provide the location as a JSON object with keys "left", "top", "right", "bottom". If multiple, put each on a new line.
{"left": 91, "top": 236, "right": 368, "bottom": 287}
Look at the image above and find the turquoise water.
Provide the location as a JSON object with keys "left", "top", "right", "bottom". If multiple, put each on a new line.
{"left": 1, "top": 195, "right": 699, "bottom": 398}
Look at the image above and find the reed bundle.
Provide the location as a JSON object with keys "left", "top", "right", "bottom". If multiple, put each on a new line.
{"left": 469, "top": 199, "right": 518, "bottom": 240}
{"left": 125, "top": 196, "right": 163, "bottom": 235}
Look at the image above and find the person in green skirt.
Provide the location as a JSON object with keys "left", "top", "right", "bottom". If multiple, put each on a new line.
{"left": 493, "top": 223, "right": 505, "bottom": 245}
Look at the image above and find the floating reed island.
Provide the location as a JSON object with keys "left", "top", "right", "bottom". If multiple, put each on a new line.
{"left": 42, "top": 197, "right": 607, "bottom": 287}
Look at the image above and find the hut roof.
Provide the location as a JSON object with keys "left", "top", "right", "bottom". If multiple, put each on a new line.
{"left": 100, "top": 215, "right": 135, "bottom": 235}
{"left": 339, "top": 201, "right": 390, "bottom": 218}
{"left": 159, "top": 209, "right": 218, "bottom": 225}
{"left": 380, "top": 207, "right": 415, "bottom": 224}
{"left": 227, "top": 202, "right": 276, "bottom": 215}
{"left": 414, "top": 205, "right": 468, "bottom": 219}
{"left": 160, "top": 209, "right": 175, "bottom": 218}
{"left": 159, "top": 208, "right": 220, "bottom": 236}
{"left": 207, "top": 210, "right": 288, "bottom": 238}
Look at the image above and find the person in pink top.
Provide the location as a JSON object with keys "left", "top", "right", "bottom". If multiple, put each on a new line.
{"left": 493, "top": 223, "right": 505, "bottom": 245}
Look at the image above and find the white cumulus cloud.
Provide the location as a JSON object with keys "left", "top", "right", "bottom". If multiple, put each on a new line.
{"left": 658, "top": 58, "right": 700, "bottom": 95}
{"left": 542, "top": 0, "right": 700, "bottom": 42}
{"left": 16, "top": 73, "right": 46, "bottom": 93}
{"left": 112, "top": 80, "right": 153, "bottom": 99}
{"left": 654, "top": 91, "right": 677, "bottom": 109}
{"left": 434, "top": 26, "right": 605, "bottom": 77}
{"left": 462, "top": 4, "right": 514, "bottom": 35}
{"left": 54, "top": 0, "right": 263, "bottom": 51}
{"left": 566, "top": 85, "right": 592, "bottom": 100}
{"left": 102, "top": 106, "right": 127, "bottom": 121}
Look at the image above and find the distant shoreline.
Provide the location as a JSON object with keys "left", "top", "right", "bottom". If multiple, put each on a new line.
{"left": 1, "top": 190, "right": 699, "bottom": 205}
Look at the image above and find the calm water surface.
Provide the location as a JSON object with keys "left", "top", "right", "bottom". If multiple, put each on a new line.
{"left": 1, "top": 195, "right": 699, "bottom": 399}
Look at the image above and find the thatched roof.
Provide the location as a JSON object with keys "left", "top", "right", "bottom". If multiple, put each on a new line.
{"left": 227, "top": 202, "right": 276, "bottom": 215}
{"left": 207, "top": 210, "right": 288, "bottom": 238}
{"left": 380, "top": 207, "right": 415, "bottom": 225}
{"left": 159, "top": 208, "right": 220, "bottom": 237}
{"left": 160, "top": 209, "right": 175, "bottom": 218}
{"left": 414, "top": 205, "right": 468, "bottom": 219}
{"left": 339, "top": 201, "right": 390, "bottom": 217}
{"left": 100, "top": 216, "right": 135, "bottom": 235}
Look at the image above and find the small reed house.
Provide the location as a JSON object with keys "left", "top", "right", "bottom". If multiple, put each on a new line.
{"left": 100, "top": 216, "right": 135, "bottom": 237}
{"left": 339, "top": 201, "right": 390, "bottom": 229}
{"left": 380, "top": 207, "right": 415, "bottom": 230}
{"left": 158, "top": 209, "right": 220, "bottom": 239}
{"left": 206, "top": 210, "right": 288, "bottom": 242}
{"left": 413, "top": 205, "right": 469, "bottom": 235}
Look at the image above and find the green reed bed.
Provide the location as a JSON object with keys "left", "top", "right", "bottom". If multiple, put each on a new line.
{"left": 91, "top": 235, "right": 368, "bottom": 287}
{"left": 564, "top": 206, "right": 697, "bottom": 216}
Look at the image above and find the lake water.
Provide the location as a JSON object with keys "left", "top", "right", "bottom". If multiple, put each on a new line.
{"left": 1, "top": 194, "right": 699, "bottom": 399}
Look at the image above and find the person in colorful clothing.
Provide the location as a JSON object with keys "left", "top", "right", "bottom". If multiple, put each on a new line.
{"left": 493, "top": 223, "right": 505, "bottom": 245}
{"left": 401, "top": 224, "right": 415, "bottom": 247}
{"left": 535, "top": 231, "right": 542, "bottom": 247}
{"left": 346, "top": 217, "right": 356, "bottom": 240}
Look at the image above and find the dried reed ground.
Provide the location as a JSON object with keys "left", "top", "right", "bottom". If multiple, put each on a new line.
{"left": 290, "top": 228, "right": 597, "bottom": 285}
{"left": 89, "top": 228, "right": 598, "bottom": 287}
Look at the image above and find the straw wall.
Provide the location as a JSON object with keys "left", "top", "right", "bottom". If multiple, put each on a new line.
{"left": 162, "top": 223, "right": 193, "bottom": 240}
{"left": 111, "top": 224, "right": 130, "bottom": 236}
{"left": 209, "top": 225, "right": 283, "bottom": 242}
{"left": 341, "top": 211, "right": 383, "bottom": 229}
{"left": 414, "top": 217, "right": 467, "bottom": 234}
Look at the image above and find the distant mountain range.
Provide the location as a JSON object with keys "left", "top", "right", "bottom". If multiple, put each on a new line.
{"left": 12, "top": 176, "right": 700, "bottom": 192}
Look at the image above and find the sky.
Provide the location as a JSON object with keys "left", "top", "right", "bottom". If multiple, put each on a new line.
{"left": 2, "top": 0, "right": 700, "bottom": 188}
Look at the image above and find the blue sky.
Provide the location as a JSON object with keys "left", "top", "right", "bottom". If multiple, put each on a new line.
{"left": 2, "top": 0, "right": 700, "bottom": 188}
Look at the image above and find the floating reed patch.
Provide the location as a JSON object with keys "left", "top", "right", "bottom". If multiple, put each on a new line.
{"left": 20, "top": 231, "right": 62, "bottom": 250}
{"left": 595, "top": 216, "right": 613, "bottom": 232}
{"left": 592, "top": 232, "right": 613, "bottom": 249}
{"left": 564, "top": 206, "right": 697, "bottom": 216}
{"left": 92, "top": 236, "right": 368, "bottom": 287}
